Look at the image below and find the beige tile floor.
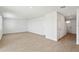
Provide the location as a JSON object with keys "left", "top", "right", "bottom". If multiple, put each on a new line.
{"left": 0, "top": 32, "right": 77, "bottom": 52}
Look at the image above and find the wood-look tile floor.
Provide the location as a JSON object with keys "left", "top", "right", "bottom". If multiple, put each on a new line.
{"left": 0, "top": 32, "right": 77, "bottom": 52}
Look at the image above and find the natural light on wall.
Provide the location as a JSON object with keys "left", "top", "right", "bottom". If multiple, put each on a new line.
{"left": 3, "top": 12, "right": 16, "bottom": 18}
{"left": 66, "top": 20, "right": 71, "bottom": 24}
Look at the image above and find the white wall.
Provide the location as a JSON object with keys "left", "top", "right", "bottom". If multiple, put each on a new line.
{"left": 77, "top": 9, "right": 79, "bottom": 44}
{"left": 3, "top": 18, "right": 27, "bottom": 34}
{"left": 71, "top": 20, "right": 76, "bottom": 34}
{"left": 27, "top": 17, "right": 45, "bottom": 35}
{"left": 57, "top": 13, "right": 67, "bottom": 39}
{"left": 66, "top": 19, "right": 76, "bottom": 34}
{"left": 27, "top": 11, "right": 57, "bottom": 41}
{"left": 0, "top": 16, "right": 3, "bottom": 40}
{"left": 43, "top": 12, "right": 57, "bottom": 41}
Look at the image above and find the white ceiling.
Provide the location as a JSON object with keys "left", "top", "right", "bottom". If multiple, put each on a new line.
{"left": 0, "top": 6, "right": 79, "bottom": 20}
